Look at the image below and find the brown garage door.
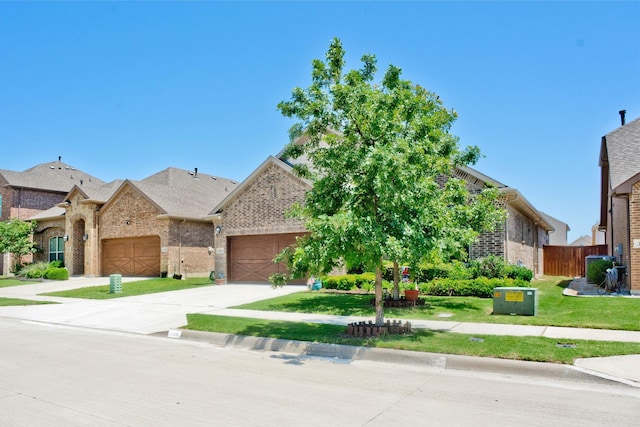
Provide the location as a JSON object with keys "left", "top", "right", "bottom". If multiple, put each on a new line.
{"left": 228, "top": 233, "right": 304, "bottom": 283}
{"left": 102, "top": 236, "right": 161, "bottom": 277}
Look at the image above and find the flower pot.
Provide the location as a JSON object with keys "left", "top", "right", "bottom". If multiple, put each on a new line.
{"left": 215, "top": 279, "right": 225, "bottom": 285}
{"left": 404, "top": 289, "right": 419, "bottom": 302}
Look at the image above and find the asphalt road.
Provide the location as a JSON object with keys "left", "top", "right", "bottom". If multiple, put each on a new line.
{"left": 1, "top": 317, "right": 638, "bottom": 426}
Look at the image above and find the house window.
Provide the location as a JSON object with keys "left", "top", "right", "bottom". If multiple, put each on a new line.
{"left": 49, "top": 236, "right": 64, "bottom": 263}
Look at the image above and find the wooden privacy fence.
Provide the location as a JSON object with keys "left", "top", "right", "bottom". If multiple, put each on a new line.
{"left": 543, "top": 245, "right": 608, "bottom": 277}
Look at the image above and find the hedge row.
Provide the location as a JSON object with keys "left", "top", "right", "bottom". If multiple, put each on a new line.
{"left": 321, "top": 273, "right": 376, "bottom": 291}
{"left": 381, "top": 257, "right": 533, "bottom": 283}
{"left": 320, "top": 274, "right": 529, "bottom": 298}
{"left": 418, "top": 277, "right": 530, "bottom": 298}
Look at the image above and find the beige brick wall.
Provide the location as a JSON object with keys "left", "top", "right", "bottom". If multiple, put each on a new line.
{"left": 99, "top": 187, "right": 164, "bottom": 240}
{"left": 98, "top": 185, "right": 214, "bottom": 277}
{"left": 33, "top": 219, "right": 66, "bottom": 264}
{"left": 629, "top": 183, "right": 640, "bottom": 292}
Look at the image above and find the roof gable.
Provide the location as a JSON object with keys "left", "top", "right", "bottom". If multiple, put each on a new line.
{"left": 209, "top": 156, "right": 311, "bottom": 215}
{"left": 603, "top": 116, "right": 640, "bottom": 191}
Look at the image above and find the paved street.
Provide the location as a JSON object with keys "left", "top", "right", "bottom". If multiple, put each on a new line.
{"left": 1, "top": 317, "right": 639, "bottom": 427}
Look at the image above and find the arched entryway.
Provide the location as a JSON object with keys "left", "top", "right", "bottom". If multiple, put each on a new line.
{"left": 72, "top": 219, "right": 86, "bottom": 275}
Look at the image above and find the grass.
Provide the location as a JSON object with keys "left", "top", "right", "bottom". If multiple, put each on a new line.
{"left": 180, "top": 276, "right": 640, "bottom": 364}
{"left": 41, "top": 277, "right": 213, "bottom": 299}
{"left": 232, "top": 276, "right": 640, "bottom": 331}
{"left": 0, "top": 297, "right": 57, "bottom": 306}
{"left": 184, "top": 314, "right": 640, "bottom": 364}
{"left": 0, "top": 278, "right": 37, "bottom": 288}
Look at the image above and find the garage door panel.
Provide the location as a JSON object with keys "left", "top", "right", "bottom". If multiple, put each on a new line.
{"left": 228, "top": 234, "right": 305, "bottom": 283}
{"left": 102, "top": 236, "right": 160, "bottom": 277}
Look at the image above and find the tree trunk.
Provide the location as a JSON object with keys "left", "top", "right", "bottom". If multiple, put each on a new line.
{"left": 374, "top": 265, "right": 385, "bottom": 326}
{"left": 392, "top": 261, "right": 400, "bottom": 300}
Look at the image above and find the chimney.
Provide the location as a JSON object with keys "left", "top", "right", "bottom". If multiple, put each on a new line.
{"left": 619, "top": 110, "right": 626, "bottom": 126}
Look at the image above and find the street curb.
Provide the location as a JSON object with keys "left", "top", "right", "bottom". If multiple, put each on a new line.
{"left": 168, "top": 329, "right": 616, "bottom": 385}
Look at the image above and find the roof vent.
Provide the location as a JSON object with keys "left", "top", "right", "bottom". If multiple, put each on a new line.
{"left": 619, "top": 110, "right": 626, "bottom": 126}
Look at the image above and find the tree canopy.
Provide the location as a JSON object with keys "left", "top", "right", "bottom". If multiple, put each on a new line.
{"left": 274, "top": 38, "right": 504, "bottom": 325}
{"left": 0, "top": 219, "right": 37, "bottom": 272}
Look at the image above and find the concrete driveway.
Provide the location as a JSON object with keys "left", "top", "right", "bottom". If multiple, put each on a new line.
{"left": 0, "top": 277, "right": 306, "bottom": 334}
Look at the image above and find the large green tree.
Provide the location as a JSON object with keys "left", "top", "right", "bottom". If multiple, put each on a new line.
{"left": 274, "top": 38, "right": 504, "bottom": 325}
{"left": 0, "top": 219, "right": 37, "bottom": 273}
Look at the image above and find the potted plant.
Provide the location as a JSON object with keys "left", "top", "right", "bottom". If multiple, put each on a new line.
{"left": 404, "top": 282, "right": 420, "bottom": 302}
{"left": 215, "top": 271, "right": 225, "bottom": 285}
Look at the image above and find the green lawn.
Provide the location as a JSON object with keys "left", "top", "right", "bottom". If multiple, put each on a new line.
{"left": 184, "top": 314, "right": 640, "bottom": 364}
{"left": 233, "top": 277, "right": 640, "bottom": 331}
{"left": 0, "top": 278, "right": 37, "bottom": 288}
{"left": 41, "top": 277, "right": 213, "bottom": 299}
{"left": 0, "top": 297, "right": 57, "bottom": 307}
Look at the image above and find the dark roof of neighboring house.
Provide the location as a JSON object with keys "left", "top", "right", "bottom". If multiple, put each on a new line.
{"left": 0, "top": 160, "right": 105, "bottom": 192}
{"left": 603, "top": 116, "right": 640, "bottom": 191}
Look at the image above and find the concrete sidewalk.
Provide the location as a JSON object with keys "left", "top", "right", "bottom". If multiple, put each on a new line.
{"left": 1, "top": 276, "right": 639, "bottom": 387}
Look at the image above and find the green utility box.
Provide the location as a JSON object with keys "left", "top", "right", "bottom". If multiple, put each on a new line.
{"left": 493, "top": 287, "right": 538, "bottom": 316}
{"left": 109, "top": 274, "right": 123, "bottom": 294}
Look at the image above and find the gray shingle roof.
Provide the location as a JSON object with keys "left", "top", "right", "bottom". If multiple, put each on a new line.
{"left": 605, "top": 116, "right": 640, "bottom": 190}
{"left": 0, "top": 161, "right": 105, "bottom": 192}
{"left": 134, "top": 168, "right": 238, "bottom": 218}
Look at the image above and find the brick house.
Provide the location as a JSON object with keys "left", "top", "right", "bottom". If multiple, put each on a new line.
{"left": 209, "top": 154, "right": 554, "bottom": 283}
{"left": 207, "top": 157, "right": 311, "bottom": 283}
{"left": 598, "top": 113, "right": 640, "bottom": 294}
{"left": 0, "top": 159, "right": 104, "bottom": 274}
{"left": 32, "top": 168, "right": 238, "bottom": 278}
{"left": 11, "top": 150, "right": 554, "bottom": 282}
{"left": 452, "top": 166, "right": 553, "bottom": 276}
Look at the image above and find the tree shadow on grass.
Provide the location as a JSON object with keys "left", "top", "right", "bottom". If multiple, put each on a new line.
{"left": 255, "top": 293, "right": 489, "bottom": 319}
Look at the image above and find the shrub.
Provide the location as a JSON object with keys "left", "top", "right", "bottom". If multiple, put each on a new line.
{"left": 26, "top": 269, "right": 44, "bottom": 279}
{"left": 321, "top": 273, "right": 375, "bottom": 291}
{"left": 469, "top": 255, "right": 506, "bottom": 279}
{"left": 420, "top": 277, "right": 530, "bottom": 298}
{"left": 587, "top": 259, "right": 614, "bottom": 284}
{"left": 44, "top": 267, "right": 69, "bottom": 281}
{"left": 383, "top": 261, "right": 473, "bottom": 283}
{"left": 16, "top": 262, "right": 50, "bottom": 278}
{"left": 49, "top": 260, "right": 64, "bottom": 268}
{"left": 504, "top": 265, "right": 533, "bottom": 282}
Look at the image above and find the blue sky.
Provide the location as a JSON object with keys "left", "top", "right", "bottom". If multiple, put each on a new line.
{"left": 1, "top": 1, "right": 638, "bottom": 242}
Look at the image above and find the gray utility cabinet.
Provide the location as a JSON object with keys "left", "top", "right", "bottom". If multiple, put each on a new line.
{"left": 493, "top": 287, "right": 538, "bottom": 316}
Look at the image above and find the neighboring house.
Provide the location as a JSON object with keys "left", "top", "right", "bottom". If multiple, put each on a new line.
{"left": 209, "top": 153, "right": 555, "bottom": 283}
{"left": 569, "top": 235, "right": 592, "bottom": 247}
{"left": 592, "top": 222, "right": 605, "bottom": 245}
{"left": 454, "top": 166, "right": 553, "bottom": 276}
{"left": 0, "top": 158, "right": 104, "bottom": 274}
{"left": 32, "top": 168, "right": 238, "bottom": 278}
{"left": 12, "top": 149, "right": 556, "bottom": 282}
{"left": 541, "top": 212, "right": 570, "bottom": 246}
{"left": 598, "top": 112, "right": 640, "bottom": 294}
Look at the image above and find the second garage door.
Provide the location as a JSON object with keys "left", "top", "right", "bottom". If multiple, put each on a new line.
{"left": 228, "top": 233, "right": 304, "bottom": 283}
{"left": 102, "top": 236, "right": 161, "bottom": 277}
